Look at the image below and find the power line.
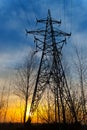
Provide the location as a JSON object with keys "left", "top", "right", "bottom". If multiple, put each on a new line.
{"left": 70, "top": 0, "right": 73, "bottom": 33}
{"left": 63, "top": 0, "right": 66, "bottom": 31}
{"left": 18, "top": 0, "right": 32, "bottom": 29}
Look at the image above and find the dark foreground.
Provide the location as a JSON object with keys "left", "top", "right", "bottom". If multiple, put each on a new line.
{"left": 0, "top": 123, "right": 87, "bottom": 130}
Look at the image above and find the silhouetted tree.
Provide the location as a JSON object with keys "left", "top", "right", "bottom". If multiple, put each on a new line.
{"left": 3, "top": 84, "right": 10, "bottom": 122}
{"left": 73, "top": 46, "right": 87, "bottom": 123}
{"left": 14, "top": 50, "right": 37, "bottom": 123}
{"left": 0, "top": 83, "right": 6, "bottom": 121}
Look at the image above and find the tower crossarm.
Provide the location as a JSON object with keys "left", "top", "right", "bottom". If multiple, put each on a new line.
{"left": 36, "top": 19, "right": 61, "bottom": 25}
{"left": 54, "top": 30, "right": 71, "bottom": 37}
{"left": 26, "top": 29, "right": 45, "bottom": 36}
{"left": 26, "top": 29, "right": 71, "bottom": 37}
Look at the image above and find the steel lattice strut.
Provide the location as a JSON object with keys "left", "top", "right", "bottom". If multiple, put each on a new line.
{"left": 26, "top": 9, "right": 77, "bottom": 123}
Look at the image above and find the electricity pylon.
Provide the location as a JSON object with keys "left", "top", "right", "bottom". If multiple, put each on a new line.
{"left": 26, "top": 9, "right": 77, "bottom": 123}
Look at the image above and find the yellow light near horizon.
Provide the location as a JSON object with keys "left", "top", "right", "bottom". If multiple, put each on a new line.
{"left": 26, "top": 105, "right": 30, "bottom": 120}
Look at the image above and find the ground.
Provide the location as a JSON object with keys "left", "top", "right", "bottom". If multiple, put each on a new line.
{"left": 0, "top": 123, "right": 87, "bottom": 130}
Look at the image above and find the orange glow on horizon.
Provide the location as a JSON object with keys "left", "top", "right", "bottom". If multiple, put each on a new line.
{"left": 0, "top": 95, "right": 86, "bottom": 124}
{"left": 26, "top": 105, "right": 31, "bottom": 121}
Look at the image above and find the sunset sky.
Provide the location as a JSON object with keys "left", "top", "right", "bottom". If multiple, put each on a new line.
{"left": 0, "top": 0, "right": 87, "bottom": 76}
{"left": 0, "top": 0, "right": 87, "bottom": 122}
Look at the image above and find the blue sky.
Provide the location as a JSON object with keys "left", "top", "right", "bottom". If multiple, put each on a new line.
{"left": 0, "top": 0, "right": 87, "bottom": 78}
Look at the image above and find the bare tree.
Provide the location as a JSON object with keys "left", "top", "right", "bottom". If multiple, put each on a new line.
{"left": 3, "top": 84, "right": 10, "bottom": 122}
{"left": 14, "top": 50, "right": 37, "bottom": 123}
{"left": 73, "top": 46, "right": 87, "bottom": 123}
{"left": 62, "top": 55, "right": 86, "bottom": 123}
{"left": 35, "top": 89, "right": 55, "bottom": 123}
{"left": 0, "top": 83, "right": 6, "bottom": 121}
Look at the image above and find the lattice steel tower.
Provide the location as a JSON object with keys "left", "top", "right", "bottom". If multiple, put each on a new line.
{"left": 26, "top": 9, "right": 77, "bottom": 123}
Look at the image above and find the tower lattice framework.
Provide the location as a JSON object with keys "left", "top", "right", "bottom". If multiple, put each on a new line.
{"left": 26, "top": 9, "right": 77, "bottom": 123}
